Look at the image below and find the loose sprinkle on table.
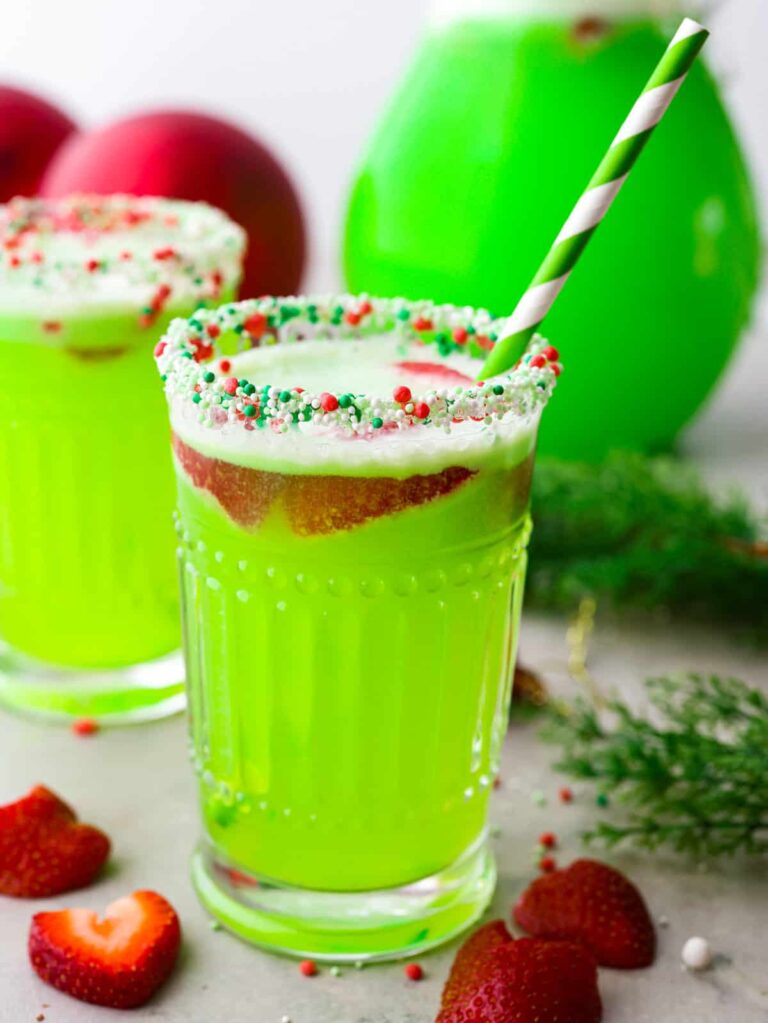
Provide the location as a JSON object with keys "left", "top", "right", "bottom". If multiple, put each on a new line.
{"left": 405, "top": 963, "right": 424, "bottom": 981}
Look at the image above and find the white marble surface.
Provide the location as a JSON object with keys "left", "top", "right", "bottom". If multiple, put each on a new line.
{"left": 0, "top": 323, "right": 767, "bottom": 1023}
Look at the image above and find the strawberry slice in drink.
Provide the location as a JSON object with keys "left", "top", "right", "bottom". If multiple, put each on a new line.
{"left": 283, "top": 466, "right": 475, "bottom": 536}
{"left": 172, "top": 433, "right": 284, "bottom": 528}
{"left": 394, "top": 360, "right": 476, "bottom": 386}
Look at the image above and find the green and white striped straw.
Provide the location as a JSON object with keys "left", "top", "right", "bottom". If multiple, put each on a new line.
{"left": 479, "top": 17, "right": 709, "bottom": 380}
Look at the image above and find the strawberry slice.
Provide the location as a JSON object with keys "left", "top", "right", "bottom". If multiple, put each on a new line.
{"left": 513, "top": 858, "right": 656, "bottom": 969}
{"left": 0, "top": 785, "right": 110, "bottom": 898}
{"left": 29, "top": 890, "right": 181, "bottom": 1009}
{"left": 172, "top": 433, "right": 284, "bottom": 528}
{"left": 440, "top": 920, "right": 513, "bottom": 1013}
{"left": 394, "top": 360, "right": 476, "bottom": 386}
{"left": 436, "top": 937, "right": 602, "bottom": 1023}
{"left": 284, "top": 466, "right": 475, "bottom": 535}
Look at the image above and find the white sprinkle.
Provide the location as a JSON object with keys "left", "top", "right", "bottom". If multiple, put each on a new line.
{"left": 658, "top": 915, "right": 669, "bottom": 928}
{"left": 682, "top": 936, "right": 713, "bottom": 971}
{"left": 281, "top": 1015, "right": 292, "bottom": 1023}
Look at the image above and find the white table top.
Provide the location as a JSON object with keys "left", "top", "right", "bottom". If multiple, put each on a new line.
{"left": 1, "top": 320, "right": 767, "bottom": 1023}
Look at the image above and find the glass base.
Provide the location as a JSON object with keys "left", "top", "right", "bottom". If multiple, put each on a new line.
{"left": 0, "top": 643, "right": 186, "bottom": 723}
{"left": 191, "top": 834, "right": 496, "bottom": 962}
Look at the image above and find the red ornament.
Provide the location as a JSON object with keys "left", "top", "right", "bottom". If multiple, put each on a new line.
{"left": 0, "top": 86, "right": 76, "bottom": 200}
{"left": 299, "top": 960, "right": 317, "bottom": 977}
{"left": 404, "top": 963, "right": 424, "bottom": 981}
{"left": 393, "top": 385, "right": 412, "bottom": 404}
{"left": 320, "top": 392, "right": 339, "bottom": 412}
{"left": 40, "top": 110, "right": 306, "bottom": 298}
{"left": 413, "top": 402, "right": 430, "bottom": 419}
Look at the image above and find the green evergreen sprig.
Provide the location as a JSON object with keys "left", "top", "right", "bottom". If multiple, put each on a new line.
{"left": 543, "top": 674, "right": 768, "bottom": 857}
{"left": 528, "top": 452, "right": 768, "bottom": 638}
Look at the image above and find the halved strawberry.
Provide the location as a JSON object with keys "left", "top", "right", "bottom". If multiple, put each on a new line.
{"left": 394, "top": 360, "right": 476, "bottom": 386}
{"left": 29, "top": 890, "right": 181, "bottom": 1009}
{"left": 436, "top": 937, "right": 602, "bottom": 1023}
{"left": 513, "top": 858, "right": 656, "bottom": 969}
{"left": 440, "top": 920, "right": 513, "bottom": 1013}
{"left": 172, "top": 433, "right": 284, "bottom": 528}
{"left": 283, "top": 466, "right": 475, "bottom": 535}
{"left": 0, "top": 785, "right": 110, "bottom": 898}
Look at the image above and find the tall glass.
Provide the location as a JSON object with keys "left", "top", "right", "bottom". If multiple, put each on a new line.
{"left": 0, "top": 195, "right": 245, "bottom": 721}
{"left": 159, "top": 295, "right": 558, "bottom": 959}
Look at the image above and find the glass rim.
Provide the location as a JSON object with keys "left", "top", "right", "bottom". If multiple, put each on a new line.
{"left": 156, "top": 293, "right": 560, "bottom": 439}
{"left": 0, "top": 194, "right": 246, "bottom": 330}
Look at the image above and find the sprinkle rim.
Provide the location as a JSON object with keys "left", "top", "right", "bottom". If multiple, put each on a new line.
{"left": 156, "top": 294, "right": 560, "bottom": 437}
{"left": 0, "top": 194, "right": 246, "bottom": 327}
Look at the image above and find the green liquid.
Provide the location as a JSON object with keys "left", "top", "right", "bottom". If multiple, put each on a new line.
{"left": 177, "top": 450, "right": 533, "bottom": 892}
{"left": 344, "top": 17, "right": 760, "bottom": 459}
{"left": 0, "top": 314, "right": 182, "bottom": 717}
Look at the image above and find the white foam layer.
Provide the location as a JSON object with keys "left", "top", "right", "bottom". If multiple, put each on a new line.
{"left": 171, "top": 337, "right": 538, "bottom": 478}
{"left": 0, "top": 196, "right": 245, "bottom": 320}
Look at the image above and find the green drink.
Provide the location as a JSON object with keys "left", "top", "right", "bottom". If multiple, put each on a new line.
{"left": 0, "top": 196, "right": 245, "bottom": 721}
{"left": 344, "top": 1, "right": 760, "bottom": 459}
{"left": 158, "top": 295, "right": 558, "bottom": 958}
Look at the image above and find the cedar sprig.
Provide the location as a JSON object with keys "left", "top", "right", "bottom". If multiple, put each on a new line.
{"left": 528, "top": 452, "right": 768, "bottom": 638}
{"left": 543, "top": 674, "right": 768, "bottom": 857}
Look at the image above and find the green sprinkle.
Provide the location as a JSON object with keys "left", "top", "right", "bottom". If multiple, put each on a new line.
{"left": 192, "top": 393, "right": 202, "bottom": 404}
{"left": 203, "top": 371, "right": 215, "bottom": 383}
{"left": 239, "top": 378, "right": 248, "bottom": 388}
{"left": 396, "top": 308, "right": 410, "bottom": 321}
{"left": 244, "top": 404, "right": 257, "bottom": 417}
{"left": 279, "top": 389, "right": 292, "bottom": 402}
{"left": 493, "top": 384, "right": 504, "bottom": 395}
{"left": 372, "top": 417, "right": 384, "bottom": 429}
{"left": 243, "top": 383, "right": 256, "bottom": 396}
{"left": 596, "top": 793, "right": 610, "bottom": 808}
{"left": 531, "top": 790, "right": 547, "bottom": 807}
{"left": 189, "top": 318, "right": 203, "bottom": 331}
{"left": 338, "top": 394, "right": 353, "bottom": 409}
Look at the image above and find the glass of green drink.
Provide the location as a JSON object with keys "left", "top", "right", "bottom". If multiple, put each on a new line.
{"left": 158, "top": 294, "right": 559, "bottom": 959}
{"left": 0, "top": 195, "right": 245, "bottom": 722}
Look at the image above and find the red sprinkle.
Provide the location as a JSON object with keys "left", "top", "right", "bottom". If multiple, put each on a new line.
{"left": 551, "top": 362, "right": 562, "bottom": 377}
{"left": 219, "top": 359, "right": 232, "bottom": 373}
{"left": 299, "top": 960, "right": 317, "bottom": 977}
{"left": 223, "top": 377, "right": 239, "bottom": 396}
{"left": 393, "top": 385, "right": 412, "bottom": 404}
{"left": 358, "top": 300, "right": 373, "bottom": 316}
{"left": 153, "top": 246, "right": 176, "bottom": 261}
{"left": 72, "top": 718, "right": 99, "bottom": 737}
{"left": 119, "top": 250, "right": 133, "bottom": 260}
{"left": 452, "top": 327, "right": 469, "bottom": 345}
{"left": 413, "top": 317, "right": 433, "bottom": 332}
{"left": 529, "top": 354, "right": 547, "bottom": 369}
{"left": 404, "top": 963, "right": 424, "bottom": 981}
{"left": 412, "top": 402, "right": 430, "bottom": 419}
{"left": 539, "top": 855, "right": 557, "bottom": 873}
{"left": 31, "top": 251, "right": 44, "bottom": 264}
{"left": 42, "top": 321, "right": 62, "bottom": 334}
{"left": 243, "top": 313, "right": 268, "bottom": 337}
{"left": 206, "top": 323, "right": 221, "bottom": 339}
{"left": 559, "top": 787, "right": 574, "bottom": 804}
{"left": 153, "top": 340, "right": 167, "bottom": 358}
{"left": 539, "top": 832, "right": 557, "bottom": 849}
{"left": 344, "top": 310, "right": 362, "bottom": 326}
{"left": 320, "top": 392, "right": 339, "bottom": 412}
{"left": 85, "top": 259, "right": 100, "bottom": 273}
{"left": 542, "top": 345, "right": 560, "bottom": 362}
{"left": 9, "top": 255, "right": 21, "bottom": 268}
{"left": 476, "top": 335, "right": 494, "bottom": 351}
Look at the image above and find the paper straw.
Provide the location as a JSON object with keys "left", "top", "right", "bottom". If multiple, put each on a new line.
{"left": 479, "top": 17, "right": 709, "bottom": 380}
